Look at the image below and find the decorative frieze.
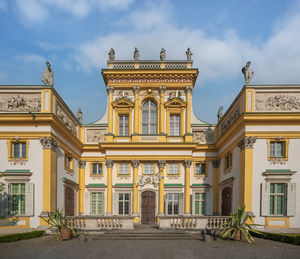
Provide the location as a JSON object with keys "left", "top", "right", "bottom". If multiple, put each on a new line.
{"left": 158, "top": 160, "right": 166, "bottom": 169}
{"left": 192, "top": 127, "right": 214, "bottom": 144}
{"left": 183, "top": 160, "right": 192, "bottom": 168}
{"left": 86, "top": 129, "right": 106, "bottom": 143}
{"left": 132, "top": 159, "right": 140, "bottom": 168}
{"left": 105, "top": 160, "right": 114, "bottom": 168}
{"left": 238, "top": 137, "right": 257, "bottom": 150}
{"left": 0, "top": 93, "right": 41, "bottom": 112}
{"left": 136, "top": 173, "right": 163, "bottom": 188}
{"left": 40, "top": 137, "right": 58, "bottom": 150}
{"left": 220, "top": 101, "right": 240, "bottom": 136}
{"left": 56, "top": 103, "right": 77, "bottom": 135}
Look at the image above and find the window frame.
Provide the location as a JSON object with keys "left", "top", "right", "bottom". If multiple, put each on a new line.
{"left": 10, "top": 183, "right": 26, "bottom": 216}
{"left": 269, "top": 183, "right": 287, "bottom": 216}
{"left": 90, "top": 192, "right": 104, "bottom": 215}
{"left": 194, "top": 162, "right": 207, "bottom": 176}
{"left": 64, "top": 152, "right": 74, "bottom": 172}
{"left": 90, "top": 163, "right": 103, "bottom": 176}
{"left": 8, "top": 139, "right": 29, "bottom": 160}
{"left": 118, "top": 114, "right": 129, "bottom": 136}
{"left": 141, "top": 99, "right": 158, "bottom": 135}
{"left": 118, "top": 193, "right": 130, "bottom": 215}
{"left": 268, "top": 139, "right": 289, "bottom": 160}
{"left": 166, "top": 193, "right": 180, "bottom": 215}
{"left": 167, "top": 162, "right": 180, "bottom": 176}
{"left": 142, "top": 163, "right": 155, "bottom": 175}
{"left": 169, "top": 114, "right": 180, "bottom": 136}
{"left": 224, "top": 152, "right": 233, "bottom": 170}
{"left": 194, "top": 192, "right": 206, "bottom": 215}
{"left": 117, "top": 163, "right": 131, "bottom": 176}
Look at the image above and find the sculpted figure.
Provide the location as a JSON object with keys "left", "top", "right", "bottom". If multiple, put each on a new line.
{"left": 77, "top": 108, "right": 83, "bottom": 124}
{"left": 160, "top": 48, "right": 166, "bottom": 61}
{"left": 186, "top": 48, "right": 192, "bottom": 61}
{"left": 108, "top": 48, "right": 115, "bottom": 61}
{"left": 134, "top": 47, "right": 139, "bottom": 60}
{"left": 242, "top": 61, "right": 254, "bottom": 84}
{"left": 217, "top": 106, "right": 223, "bottom": 121}
{"left": 42, "top": 61, "right": 54, "bottom": 85}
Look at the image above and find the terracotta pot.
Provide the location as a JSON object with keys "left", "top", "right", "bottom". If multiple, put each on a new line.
{"left": 60, "top": 227, "right": 73, "bottom": 240}
{"left": 233, "top": 229, "right": 242, "bottom": 241}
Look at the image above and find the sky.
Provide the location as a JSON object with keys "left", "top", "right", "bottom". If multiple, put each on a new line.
{"left": 1, "top": 0, "right": 300, "bottom": 124}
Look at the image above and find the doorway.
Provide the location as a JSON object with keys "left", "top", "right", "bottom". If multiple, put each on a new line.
{"left": 64, "top": 186, "right": 74, "bottom": 216}
{"left": 221, "top": 187, "right": 232, "bottom": 216}
{"left": 141, "top": 191, "right": 156, "bottom": 224}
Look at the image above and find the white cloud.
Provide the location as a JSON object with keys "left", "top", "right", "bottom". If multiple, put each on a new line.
{"left": 15, "top": 0, "right": 49, "bottom": 23}
{"left": 14, "top": 53, "right": 45, "bottom": 64}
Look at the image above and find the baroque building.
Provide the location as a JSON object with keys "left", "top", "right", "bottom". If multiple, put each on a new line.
{"left": 0, "top": 51, "right": 299, "bottom": 230}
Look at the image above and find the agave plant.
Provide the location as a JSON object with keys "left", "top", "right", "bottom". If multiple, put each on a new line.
{"left": 218, "top": 205, "right": 260, "bottom": 243}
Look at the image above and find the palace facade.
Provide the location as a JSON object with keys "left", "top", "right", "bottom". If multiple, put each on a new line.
{"left": 0, "top": 54, "right": 299, "bottom": 230}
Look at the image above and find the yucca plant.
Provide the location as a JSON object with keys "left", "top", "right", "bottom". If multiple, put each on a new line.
{"left": 218, "top": 205, "right": 260, "bottom": 243}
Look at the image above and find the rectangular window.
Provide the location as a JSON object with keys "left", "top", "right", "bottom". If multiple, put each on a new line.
{"left": 119, "top": 115, "right": 129, "bottom": 136}
{"left": 224, "top": 153, "right": 232, "bottom": 169}
{"left": 143, "top": 163, "right": 154, "bottom": 175}
{"left": 270, "top": 183, "right": 286, "bottom": 215}
{"left": 92, "top": 163, "right": 103, "bottom": 175}
{"left": 64, "top": 154, "right": 73, "bottom": 170}
{"left": 169, "top": 114, "right": 180, "bottom": 136}
{"left": 167, "top": 193, "right": 179, "bottom": 215}
{"left": 90, "top": 192, "right": 103, "bottom": 215}
{"left": 195, "top": 163, "right": 206, "bottom": 176}
{"left": 168, "top": 163, "right": 179, "bottom": 175}
{"left": 12, "top": 142, "right": 26, "bottom": 158}
{"left": 10, "top": 183, "right": 25, "bottom": 215}
{"left": 119, "top": 163, "right": 130, "bottom": 175}
{"left": 194, "top": 193, "right": 205, "bottom": 215}
{"left": 270, "top": 142, "right": 285, "bottom": 158}
{"left": 119, "top": 193, "right": 130, "bottom": 215}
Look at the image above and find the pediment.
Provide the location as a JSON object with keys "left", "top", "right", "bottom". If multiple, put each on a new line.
{"left": 112, "top": 97, "right": 134, "bottom": 108}
{"left": 165, "top": 97, "right": 186, "bottom": 108}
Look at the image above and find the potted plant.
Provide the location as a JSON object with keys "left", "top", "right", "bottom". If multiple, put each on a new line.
{"left": 218, "top": 205, "right": 260, "bottom": 243}
{"left": 42, "top": 209, "right": 75, "bottom": 240}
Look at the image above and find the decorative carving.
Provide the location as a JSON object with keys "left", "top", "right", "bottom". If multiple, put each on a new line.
{"left": 108, "top": 48, "right": 115, "bottom": 61}
{"left": 0, "top": 93, "right": 41, "bottom": 112}
{"left": 77, "top": 108, "right": 83, "bottom": 124}
{"left": 105, "top": 160, "right": 114, "bottom": 168}
{"left": 158, "top": 160, "right": 166, "bottom": 169}
{"left": 159, "top": 85, "right": 166, "bottom": 93}
{"left": 168, "top": 90, "right": 182, "bottom": 100}
{"left": 56, "top": 103, "right": 77, "bottom": 135}
{"left": 160, "top": 48, "right": 166, "bottom": 61}
{"left": 136, "top": 173, "right": 163, "bottom": 188}
{"left": 241, "top": 61, "right": 254, "bottom": 84}
{"left": 42, "top": 61, "right": 54, "bottom": 85}
{"left": 106, "top": 86, "right": 114, "bottom": 94}
{"left": 86, "top": 129, "right": 106, "bottom": 143}
{"left": 192, "top": 127, "right": 214, "bottom": 144}
{"left": 183, "top": 160, "right": 192, "bottom": 168}
{"left": 186, "top": 48, "right": 192, "bottom": 61}
{"left": 255, "top": 93, "right": 300, "bottom": 112}
{"left": 40, "top": 137, "right": 58, "bottom": 150}
{"left": 185, "top": 85, "right": 193, "bottom": 93}
{"left": 78, "top": 160, "right": 86, "bottom": 168}
{"left": 116, "top": 90, "right": 131, "bottom": 101}
{"left": 270, "top": 158, "right": 286, "bottom": 165}
{"left": 238, "top": 137, "right": 257, "bottom": 150}
{"left": 220, "top": 101, "right": 240, "bottom": 136}
{"left": 134, "top": 47, "right": 139, "bottom": 61}
{"left": 217, "top": 106, "right": 223, "bottom": 122}
{"left": 133, "top": 86, "right": 140, "bottom": 94}
{"left": 132, "top": 159, "right": 140, "bottom": 168}
{"left": 212, "top": 159, "right": 220, "bottom": 168}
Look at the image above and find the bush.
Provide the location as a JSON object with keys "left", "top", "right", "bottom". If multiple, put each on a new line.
{"left": 250, "top": 230, "right": 300, "bottom": 245}
{"left": 0, "top": 230, "right": 45, "bottom": 243}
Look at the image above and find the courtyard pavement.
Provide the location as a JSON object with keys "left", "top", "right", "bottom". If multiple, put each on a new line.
{"left": 0, "top": 234, "right": 300, "bottom": 259}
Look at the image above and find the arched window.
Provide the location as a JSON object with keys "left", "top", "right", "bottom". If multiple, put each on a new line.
{"left": 142, "top": 100, "right": 157, "bottom": 134}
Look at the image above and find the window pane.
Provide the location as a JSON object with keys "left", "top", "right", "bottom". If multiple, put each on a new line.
{"left": 22, "top": 143, "right": 26, "bottom": 158}
{"left": 12, "top": 195, "right": 19, "bottom": 215}
{"left": 201, "top": 200, "right": 205, "bottom": 215}
{"left": 12, "top": 184, "right": 19, "bottom": 194}
{"left": 270, "top": 195, "right": 274, "bottom": 215}
{"left": 97, "top": 201, "right": 102, "bottom": 214}
{"left": 119, "top": 202, "right": 123, "bottom": 214}
{"left": 119, "top": 193, "right": 123, "bottom": 200}
{"left": 168, "top": 202, "right": 172, "bottom": 215}
{"left": 276, "top": 142, "right": 282, "bottom": 157}
{"left": 20, "top": 195, "right": 25, "bottom": 214}
{"left": 125, "top": 193, "right": 129, "bottom": 200}
{"left": 174, "top": 194, "right": 179, "bottom": 201}
{"left": 270, "top": 183, "right": 274, "bottom": 193}
{"left": 195, "top": 201, "right": 199, "bottom": 214}
{"left": 277, "top": 196, "right": 283, "bottom": 214}
{"left": 124, "top": 201, "right": 129, "bottom": 214}
{"left": 270, "top": 142, "right": 275, "bottom": 157}
{"left": 201, "top": 164, "right": 206, "bottom": 174}
{"left": 173, "top": 201, "right": 179, "bottom": 214}
{"left": 168, "top": 193, "right": 173, "bottom": 200}
{"left": 14, "top": 143, "right": 20, "bottom": 157}
{"left": 98, "top": 164, "right": 103, "bottom": 175}
{"left": 277, "top": 184, "right": 284, "bottom": 193}
{"left": 195, "top": 164, "right": 200, "bottom": 175}
{"left": 91, "top": 201, "right": 96, "bottom": 214}
{"left": 195, "top": 193, "right": 200, "bottom": 200}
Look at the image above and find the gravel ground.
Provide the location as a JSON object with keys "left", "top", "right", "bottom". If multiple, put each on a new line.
{"left": 0, "top": 235, "right": 299, "bottom": 259}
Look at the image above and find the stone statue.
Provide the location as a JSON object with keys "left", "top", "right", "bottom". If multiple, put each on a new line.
{"left": 186, "top": 48, "right": 192, "bottom": 61}
{"left": 160, "top": 48, "right": 166, "bottom": 61}
{"left": 134, "top": 47, "right": 139, "bottom": 60}
{"left": 217, "top": 106, "right": 223, "bottom": 121}
{"left": 42, "top": 61, "right": 54, "bottom": 85}
{"left": 77, "top": 108, "right": 83, "bottom": 124}
{"left": 108, "top": 48, "right": 115, "bottom": 61}
{"left": 242, "top": 61, "right": 254, "bottom": 84}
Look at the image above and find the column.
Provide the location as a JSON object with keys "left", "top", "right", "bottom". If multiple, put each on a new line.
{"left": 107, "top": 86, "right": 114, "bottom": 136}
{"left": 132, "top": 159, "right": 140, "bottom": 220}
{"left": 78, "top": 160, "right": 86, "bottom": 215}
{"left": 106, "top": 160, "right": 114, "bottom": 214}
{"left": 185, "top": 86, "right": 193, "bottom": 142}
{"left": 184, "top": 160, "right": 192, "bottom": 215}
{"left": 158, "top": 160, "right": 166, "bottom": 215}
{"left": 159, "top": 86, "right": 166, "bottom": 134}
{"left": 212, "top": 159, "right": 220, "bottom": 215}
{"left": 40, "top": 137, "right": 58, "bottom": 215}
{"left": 238, "top": 137, "right": 256, "bottom": 213}
{"left": 133, "top": 86, "right": 140, "bottom": 134}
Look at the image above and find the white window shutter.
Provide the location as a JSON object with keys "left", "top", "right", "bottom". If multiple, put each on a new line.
{"left": 113, "top": 192, "right": 119, "bottom": 215}
{"left": 0, "top": 190, "right": 9, "bottom": 217}
{"left": 102, "top": 192, "right": 105, "bottom": 215}
{"left": 84, "top": 192, "right": 90, "bottom": 215}
{"left": 179, "top": 193, "right": 184, "bottom": 215}
{"left": 206, "top": 190, "right": 213, "bottom": 216}
{"left": 261, "top": 183, "right": 270, "bottom": 216}
{"left": 129, "top": 193, "right": 132, "bottom": 215}
{"left": 287, "top": 183, "right": 296, "bottom": 216}
{"left": 25, "top": 183, "right": 34, "bottom": 216}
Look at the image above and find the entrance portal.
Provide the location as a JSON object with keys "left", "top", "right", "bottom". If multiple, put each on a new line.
{"left": 141, "top": 191, "right": 156, "bottom": 224}
{"left": 64, "top": 186, "right": 74, "bottom": 216}
{"left": 221, "top": 187, "right": 232, "bottom": 216}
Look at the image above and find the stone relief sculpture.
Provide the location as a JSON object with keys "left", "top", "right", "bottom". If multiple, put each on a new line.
{"left": 217, "top": 106, "right": 223, "bottom": 121}
{"left": 77, "top": 108, "right": 83, "bottom": 124}
{"left": 86, "top": 129, "right": 106, "bottom": 143}
{"left": 0, "top": 93, "right": 41, "bottom": 112}
{"left": 42, "top": 61, "right": 54, "bottom": 85}
{"left": 56, "top": 103, "right": 77, "bottom": 135}
{"left": 220, "top": 102, "right": 240, "bottom": 136}
{"left": 160, "top": 48, "right": 166, "bottom": 61}
{"left": 186, "top": 48, "right": 192, "bottom": 61}
{"left": 241, "top": 61, "right": 254, "bottom": 84}
{"left": 108, "top": 48, "right": 115, "bottom": 61}
{"left": 134, "top": 47, "right": 139, "bottom": 61}
{"left": 192, "top": 127, "right": 214, "bottom": 144}
{"left": 136, "top": 173, "right": 163, "bottom": 188}
{"left": 168, "top": 90, "right": 182, "bottom": 100}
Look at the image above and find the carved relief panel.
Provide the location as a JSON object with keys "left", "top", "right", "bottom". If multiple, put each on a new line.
{"left": 56, "top": 102, "right": 77, "bottom": 135}
{"left": 192, "top": 127, "right": 214, "bottom": 144}
{"left": 86, "top": 128, "right": 107, "bottom": 143}
{"left": 0, "top": 93, "right": 41, "bottom": 112}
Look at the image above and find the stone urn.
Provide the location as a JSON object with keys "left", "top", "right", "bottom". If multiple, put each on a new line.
{"left": 60, "top": 227, "right": 73, "bottom": 240}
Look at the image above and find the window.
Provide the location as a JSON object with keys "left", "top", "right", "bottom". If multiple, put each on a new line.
{"left": 64, "top": 154, "right": 73, "bottom": 171}
{"left": 119, "top": 115, "right": 129, "bottom": 136}
{"left": 167, "top": 193, "right": 179, "bottom": 215}
{"left": 12, "top": 142, "right": 26, "bottom": 158}
{"left": 92, "top": 163, "right": 103, "bottom": 175}
{"left": 224, "top": 153, "right": 232, "bottom": 169}
{"left": 143, "top": 163, "right": 154, "bottom": 175}
{"left": 195, "top": 163, "right": 206, "bottom": 176}
{"left": 119, "top": 193, "right": 130, "bottom": 215}
{"left": 270, "top": 141, "right": 285, "bottom": 158}
{"left": 194, "top": 193, "right": 205, "bottom": 215}
{"left": 90, "top": 192, "right": 103, "bottom": 215}
{"left": 142, "top": 100, "right": 157, "bottom": 134}
{"left": 270, "top": 183, "right": 286, "bottom": 215}
{"left": 169, "top": 114, "right": 180, "bottom": 136}
{"left": 119, "top": 163, "right": 130, "bottom": 175}
{"left": 168, "top": 163, "right": 179, "bottom": 175}
{"left": 10, "top": 183, "right": 25, "bottom": 215}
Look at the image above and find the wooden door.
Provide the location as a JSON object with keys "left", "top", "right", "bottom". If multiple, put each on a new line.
{"left": 65, "top": 186, "right": 74, "bottom": 216}
{"left": 221, "top": 187, "right": 232, "bottom": 216}
{"left": 141, "top": 191, "right": 156, "bottom": 224}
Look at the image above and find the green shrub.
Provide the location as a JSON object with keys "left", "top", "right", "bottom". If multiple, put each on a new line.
{"left": 250, "top": 230, "right": 300, "bottom": 245}
{"left": 0, "top": 230, "right": 45, "bottom": 243}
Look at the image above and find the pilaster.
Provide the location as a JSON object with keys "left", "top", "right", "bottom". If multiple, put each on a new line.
{"left": 106, "top": 86, "right": 114, "bottom": 141}
{"left": 185, "top": 86, "right": 193, "bottom": 142}
{"left": 106, "top": 159, "right": 114, "bottom": 214}
{"left": 159, "top": 85, "right": 166, "bottom": 134}
{"left": 183, "top": 159, "right": 192, "bottom": 215}
{"left": 212, "top": 159, "right": 220, "bottom": 215}
{"left": 158, "top": 160, "right": 166, "bottom": 215}
{"left": 133, "top": 86, "right": 140, "bottom": 136}
{"left": 78, "top": 160, "right": 86, "bottom": 215}
{"left": 132, "top": 159, "right": 140, "bottom": 221}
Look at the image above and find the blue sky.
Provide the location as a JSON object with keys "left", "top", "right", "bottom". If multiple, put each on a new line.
{"left": 1, "top": 0, "right": 300, "bottom": 124}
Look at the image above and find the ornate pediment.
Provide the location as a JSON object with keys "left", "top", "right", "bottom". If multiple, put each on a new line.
{"left": 165, "top": 97, "right": 186, "bottom": 108}
{"left": 112, "top": 97, "right": 134, "bottom": 108}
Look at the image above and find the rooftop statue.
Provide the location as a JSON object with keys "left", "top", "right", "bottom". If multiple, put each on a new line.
{"left": 134, "top": 47, "right": 139, "bottom": 61}
{"left": 217, "top": 106, "right": 223, "bottom": 121}
{"left": 160, "top": 48, "right": 166, "bottom": 61}
{"left": 108, "top": 48, "right": 115, "bottom": 61}
{"left": 77, "top": 108, "right": 83, "bottom": 124}
{"left": 242, "top": 61, "right": 254, "bottom": 84}
{"left": 42, "top": 61, "right": 53, "bottom": 85}
{"left": 186, "top": 48, "right": 192, "bottom": 61}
